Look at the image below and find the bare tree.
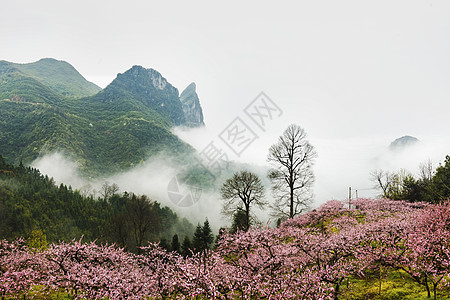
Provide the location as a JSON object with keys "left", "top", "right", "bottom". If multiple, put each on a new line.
{"left": 370, "top": 169, "right": 394, "bottom": 198}
{"left": 126, "top": 194, "right": 159, "bottom": 253}
{"left": 370, "top": 169, "right": 412, "bottom": 199}
{"left": 419, "top": 159, "right": 434, "bottom": 182}
{"left": 99, "top": 181, "right": 119, "bottom": 201}
{"left": 77, "top": 183, "right": 93, "bottom": 198}
{"left": 220, "top": 171, "right": 266, "bottom": 231}
{"left": 107, "top": 212, "right": 130, "bottom": 249}
{"left": 267, "top": 124, "right": 317, "bottom": 219}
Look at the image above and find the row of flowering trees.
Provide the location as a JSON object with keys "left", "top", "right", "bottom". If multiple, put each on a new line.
{"left": 2, "top": 198, "right": 450, "bottom": 299}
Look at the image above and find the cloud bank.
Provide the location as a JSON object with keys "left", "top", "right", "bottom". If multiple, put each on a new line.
{"left": 31, "top": 130, "right": 450, "bottom": 231}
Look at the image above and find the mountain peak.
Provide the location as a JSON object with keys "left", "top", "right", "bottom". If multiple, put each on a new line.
{"left": 389, "top": 135, "right": 420, "bottom": 151}
{"left": 105, "top": 66, "right": 186, "bottom": 126}
{"left": 180, "top": 82, "right": 204, "bottom": 127}
{"left": 3, "top": 58, "right": 101, "bottom": 97}
{"left": 0, "top": 58, "right": 101, "bottom": 100}
{"left": 113, "top": 65, "right": 172, "bottom": 91}
{"left": 124, "top": 65, "right": 168, "bottom": 90}
{"left": 36, "top": 57, "right": 68, "bottom": 64}
{"left": 184, "top": 82, "right": 196, "bottom": 92}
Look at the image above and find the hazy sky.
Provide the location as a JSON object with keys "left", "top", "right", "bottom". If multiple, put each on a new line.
{"left": 3, "top": 0, "right": 450, "bottom": 204}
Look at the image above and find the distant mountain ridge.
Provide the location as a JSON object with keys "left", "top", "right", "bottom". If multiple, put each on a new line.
{"left": 0, "top": 58, "right": 205, "bottom": 175}
{"left": 0, "top": 58, "right": 101, "bottom": 98}
{"left": 389, "top": 135, "right": 420, "bottom": 151}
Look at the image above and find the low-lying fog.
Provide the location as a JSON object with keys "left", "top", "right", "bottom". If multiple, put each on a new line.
{"left": 31, "top": 125, "right": 450, "bottom": 232}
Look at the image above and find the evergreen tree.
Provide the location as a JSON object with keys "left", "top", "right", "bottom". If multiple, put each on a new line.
{"left": 202, "top": 219, "right": 214, "bottom": 250}
{"left": 0, "top": 154, "right": 8, "bottom": 169}
{"left": 231, "top": 208, "right": 248, "bottom": 233}
{"left": 432, "top": 155, "right": 450, "bottom": 201}
{"left": 181, "top": 236, "right": 192, "bottom": 257}
{"left": 192, "top": 223, "right": 204, "bottom": 252}
{"left": 192, "top": 219, "right": 214, "bottom": 253}
{"left": 171, "top": 234, "right": 180, "bottom": 253}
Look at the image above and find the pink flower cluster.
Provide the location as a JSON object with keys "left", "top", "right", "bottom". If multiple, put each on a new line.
{"left": 1, "top": 198, "right": 450, "bottom": 299}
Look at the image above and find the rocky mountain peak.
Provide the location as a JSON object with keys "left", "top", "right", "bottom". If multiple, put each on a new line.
{"left": 180, "top": 82, "right": 205, "bottom": 127}
{"left": 105, "top": 66, "right": 186, "bottom": 126}
{"left": 115, "top": 65, "right": 172, "bottom": 91}
{"left": 127, "top": 65, "right": 167, "bottom": 90}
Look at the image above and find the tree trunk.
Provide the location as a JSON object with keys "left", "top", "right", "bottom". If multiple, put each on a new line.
{"left": 245, "top": 204, "right": 250, "bottom": 231}
{"left": 334, "top": 282, "right": 340, "bottom": 300}
{"left": 379, "top": 261, "right": 382, "bottom": 295}
{"left": 290, "top": 183, "right": 294, "bottom": 219}
{"left": 424, "top": 277, "right": 431, "bottom": 298}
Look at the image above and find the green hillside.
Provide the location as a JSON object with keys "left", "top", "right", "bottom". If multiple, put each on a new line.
{"left": 0, "top": 59, "right": 195, "bottom": 176}
{"left": 0, "top": 61, "right": 65, "bottom": 105}
{"left": 2, "top": 58, "right": 101, "bottom": 98}
{"left": 0, "top": 154, "right": 195, "bottom": 248}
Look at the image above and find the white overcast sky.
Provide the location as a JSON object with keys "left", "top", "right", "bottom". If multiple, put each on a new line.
{"left": 2, "top": 0, "right": 450, "bottom": 203}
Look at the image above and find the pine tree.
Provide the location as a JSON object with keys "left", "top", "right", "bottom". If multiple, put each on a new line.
{"left": 432, "top": 155, "right": 450, "bottom": 201}
{"left": 171, "top": 234, "right": 180, "bottom": 253}
{"left": 193, "top": 223, "right": 204, "bottom": 252}
{"left": 231, "top": 208, "right": 248, "bottom": 233}
{"left": 201, "top": 219, "right": 214, "bottom": 250}
{"left": 181, "top": 236, "right": 192, "bottom": 257}
{"left": 192, "top": 219, "right": 214, "bottom": 253}
{"left": 193, "top": 219, "right": 214, "bottom": 252}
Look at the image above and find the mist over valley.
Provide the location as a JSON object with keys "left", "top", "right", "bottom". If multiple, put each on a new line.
{"left": 1, "top": 58, "right": 446, "bottom": 231}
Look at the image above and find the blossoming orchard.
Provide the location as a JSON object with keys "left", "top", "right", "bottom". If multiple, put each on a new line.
{"left": 2, "top": 198, "right": 450, "bottom": 299}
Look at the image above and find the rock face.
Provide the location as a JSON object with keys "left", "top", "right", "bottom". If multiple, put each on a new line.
{"left": 389, "top": 135, "right": 420, "bottom": 151}
{"left": 179, "top": 82, "right": 205, "bottom": 127}
{"left": 104, "top": 66, "right": 186, "bottom": 126}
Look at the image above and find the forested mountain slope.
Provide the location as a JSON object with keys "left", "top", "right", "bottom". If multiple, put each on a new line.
{"left": 0, "top": 59, "right": 203, "bottom": 175}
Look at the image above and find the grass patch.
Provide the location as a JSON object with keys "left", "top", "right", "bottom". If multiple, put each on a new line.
{"left": 341, "top": 270, "right": 450, "bottom": 300}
